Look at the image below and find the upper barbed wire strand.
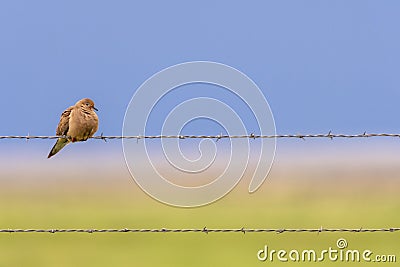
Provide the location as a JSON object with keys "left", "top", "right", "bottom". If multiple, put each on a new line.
{"left": 1, "top": 132, "right": 400, "bottom": 140}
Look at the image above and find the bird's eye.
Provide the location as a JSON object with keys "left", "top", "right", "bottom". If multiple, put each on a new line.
{"left": 86, "top": 103, "right": 90, "bottom": 106}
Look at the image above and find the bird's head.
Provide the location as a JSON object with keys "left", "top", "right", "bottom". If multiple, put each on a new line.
{"left": 77, "top": 98, "right": 98, "bottom": 111}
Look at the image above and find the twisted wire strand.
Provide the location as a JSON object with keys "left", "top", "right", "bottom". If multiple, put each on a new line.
{"left": 0, "top": 227, "right": 399, "bottom": 234}
{"left": 1, "top": 132, "right": 400, "bottom": 140}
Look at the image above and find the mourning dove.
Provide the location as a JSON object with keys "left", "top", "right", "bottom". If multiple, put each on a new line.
{"left": 48, "top": 98, "right": 99, "bottom": 158}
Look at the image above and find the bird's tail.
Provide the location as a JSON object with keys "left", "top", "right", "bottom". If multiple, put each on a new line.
{"left": 47, "top": 138, "right": 70, "bottom": 158}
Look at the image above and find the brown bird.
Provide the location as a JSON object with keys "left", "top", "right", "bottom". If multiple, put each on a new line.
{"left": 48, "top": 98, "right": 99, "bottom": 158}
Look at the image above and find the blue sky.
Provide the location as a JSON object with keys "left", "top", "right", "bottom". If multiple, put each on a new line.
{"left": 1, "top": 0, "right": 399, "bottom": 139}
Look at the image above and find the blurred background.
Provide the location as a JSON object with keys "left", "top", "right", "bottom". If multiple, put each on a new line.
{"left": 0, "top": 1, "right": 399, "bottom": 266}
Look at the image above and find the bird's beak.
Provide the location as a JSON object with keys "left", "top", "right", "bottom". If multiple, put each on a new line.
{"left": 93, "top": 106, "right": 98, "bottom": 111}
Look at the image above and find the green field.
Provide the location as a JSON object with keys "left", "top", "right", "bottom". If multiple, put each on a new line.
{"left": 0, "top": 148, "right": 399, "bottom": 266}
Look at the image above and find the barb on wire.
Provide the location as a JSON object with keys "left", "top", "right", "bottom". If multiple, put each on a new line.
{"left": 1, "top": 132, "right": 400, "bottom": 140}
{"left": 0, "top": 227, "right": 399, "bottom": 234}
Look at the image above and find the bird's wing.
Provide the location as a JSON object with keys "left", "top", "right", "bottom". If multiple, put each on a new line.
{"left": 56, "top": 106, "right": 73, "bottom": 136}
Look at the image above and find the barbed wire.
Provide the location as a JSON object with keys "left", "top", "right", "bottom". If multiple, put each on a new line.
{"left": 1, "top": 132, "right": 400, "bottom": 141}
{"left": 0, "top": 227, "right": 399, "bottom": 234}
{"left": 2, "top": 133, "right": 398, "bottom": 235}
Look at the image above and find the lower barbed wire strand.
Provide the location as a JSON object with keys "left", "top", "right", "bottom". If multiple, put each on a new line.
{"left": 0, "top": 227, "right": 399, "bottom": 234}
